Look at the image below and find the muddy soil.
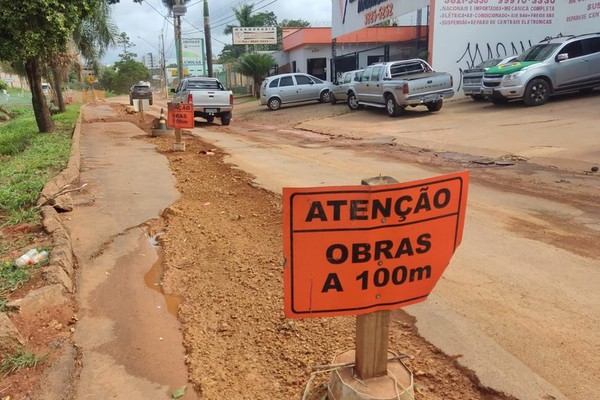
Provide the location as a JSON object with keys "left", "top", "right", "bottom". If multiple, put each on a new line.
{"left": 127, "top": 101, "right": 518, "bottom": 400}
{"left": 9, "top": 97, "right": 595, "bottom": 399}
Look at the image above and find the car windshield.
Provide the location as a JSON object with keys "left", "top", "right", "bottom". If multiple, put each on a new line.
{"left": 517, "top": 44, "right": 560, "bottom": 62}
{"left": 187, "top": 81, "right": 222, "bottom": 90}
{"left": 477, "top": 59, "right": 502, "bottom": 69}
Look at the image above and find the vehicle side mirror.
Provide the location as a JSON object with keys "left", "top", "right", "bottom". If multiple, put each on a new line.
{"left": 354, "top": 76, "right": 360, "bottom": 82}
{"left": 170, "top": 88, "right": 176, "bottom": 93}
{"left": 557, "top": 53, "right": 569, "bottom": 62}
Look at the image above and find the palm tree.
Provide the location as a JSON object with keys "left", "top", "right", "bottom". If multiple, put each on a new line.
{"left": 224, "top": 4, "right": 256, "bottom": 35}
{"left": 234, "top": 53, "right": 275, "bottom": 98}
{"left": 47, "top": 0, "right": 118, "bottom": 112}
{"left": 74, "top": 0, "right": 119, "bottom": 67}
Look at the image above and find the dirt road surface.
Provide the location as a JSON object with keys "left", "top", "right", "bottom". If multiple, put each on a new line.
{"left": 176, "top": 95, "right": 599, "bottom": 400}
{"left": 23, "top": 92, "right": 596, "bottom": 400}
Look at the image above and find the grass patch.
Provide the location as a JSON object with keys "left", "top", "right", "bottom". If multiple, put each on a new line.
{"left": 0, "top": 260, "right": 30, "bottom": 291}
{"left": 0, "top": 260, "right": 31, "bottom": 312}
{"left": 0, "top": 346, "right": 45, "bottom": 376}
{"left": 0, "top": 104, "right": 81, "bottom": 227}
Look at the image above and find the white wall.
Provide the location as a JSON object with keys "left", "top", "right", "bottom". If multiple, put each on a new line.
{"left": 430, "top": 1, "right": 600, "bottom": 92}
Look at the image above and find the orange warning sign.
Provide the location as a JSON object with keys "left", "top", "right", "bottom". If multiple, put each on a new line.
{"left": 167, "top": 102, "right": 195, "bottom": 129}
{"left": 283, "top": 171, "right": 469, "bottom": 318}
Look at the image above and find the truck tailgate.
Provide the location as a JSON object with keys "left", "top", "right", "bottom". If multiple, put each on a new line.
{"left": 405, "top": 73, "right": 453, "bottom": 97}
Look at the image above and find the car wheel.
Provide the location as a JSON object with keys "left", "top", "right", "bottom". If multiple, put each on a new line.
{"left": 426, "top": 99, "right": 443, "bottom": 112}
{"left": 386, "top": 95, "right": 402, "bottom": 117}
{"left": 206, "top": 116, "right": 215, "bottom": 123}
{"left": 319, "top": 90, "right": 330, "bottom": 103}
{"left": 347, "top": 92, "right": 360, "bottom": 110}
{"left": 470, "top": 94, "right": 486, "bottom": 101}
{"left": 267, "top": 97, "right": 281, "bottom": 111}
{"left": 523, "top": 79, "right": 550, "bottom": 106}
{"left": 221, "top": 113, "right": 231, "bottom": 126}
{"left": 330, "top": 93, "right": 337, "bottom": 105}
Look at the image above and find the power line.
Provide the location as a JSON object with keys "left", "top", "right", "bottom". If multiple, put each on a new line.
{"left": 141, "top": 0, "right": 174, "bottom": 27}
{"left": 210, "top": 0, "right": 278, "bottom": 30}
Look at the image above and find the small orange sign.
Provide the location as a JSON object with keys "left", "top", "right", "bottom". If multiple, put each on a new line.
{"left": 283, "top": 171, "right": 469, "bottom": 318}
{"left": 167, "top": 102, "right": 195, "bottom": 129}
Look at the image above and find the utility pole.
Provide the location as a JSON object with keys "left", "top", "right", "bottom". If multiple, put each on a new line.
{"left": 160, "top": 34, "right": 167, "bottom": 97}
{"left": 174, "top": 0, "right": 185, "bottom": 82}
{"left": 203, "top": 0, "right": 213, "bottom": 77}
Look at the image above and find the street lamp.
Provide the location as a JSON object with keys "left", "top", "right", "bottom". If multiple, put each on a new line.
{"left": 137, "top": 35, "right": 167, "bottom": 98}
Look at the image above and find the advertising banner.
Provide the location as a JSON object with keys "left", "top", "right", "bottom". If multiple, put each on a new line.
{"left": 232, "top": 27, "right": 278, "bottom": 45}
{"left": 182, "top": 38, "right": 205, "bottom": 67}
{"left": 430, "top": 1, "right": 600, "bottom": 91}
{"left": 332, "top": 0, "right": 430, "bottom": 38}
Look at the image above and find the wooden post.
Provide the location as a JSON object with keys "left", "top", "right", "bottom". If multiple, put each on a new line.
{"left": 138, "top": 99, "right": 145, "bottom": 123}
{"left": 173, "top": 127, "right": 186, "bottom": 151}
{"left": 355, "top": 175, "right": 399, "bottom": 380}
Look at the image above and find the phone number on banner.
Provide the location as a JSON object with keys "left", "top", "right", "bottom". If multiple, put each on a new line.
{"left": 364, "top": 3, "right": 394, "bottom": 25}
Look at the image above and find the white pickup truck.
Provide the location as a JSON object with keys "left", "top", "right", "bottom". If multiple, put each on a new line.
{"left": 347, "top": 59, "right": 454, "bottom": 117}
{"left": 171, "top": 77, "right": 233, "bottom": 125}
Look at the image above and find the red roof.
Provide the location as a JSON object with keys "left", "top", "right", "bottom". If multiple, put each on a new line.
{"left": 282, "top": 26, "right": 427, "bottom": 51}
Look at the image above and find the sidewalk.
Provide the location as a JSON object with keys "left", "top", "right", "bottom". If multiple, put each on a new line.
{"left": 39, "top": 102, "right": 197, "bottom": 399}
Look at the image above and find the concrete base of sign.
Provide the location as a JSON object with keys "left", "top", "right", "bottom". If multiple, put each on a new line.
{"left": 172, "top": 142, "right": 186, "bottom": 152}
{"left": 328, "top": 350, "right": 414, "bottom": 400}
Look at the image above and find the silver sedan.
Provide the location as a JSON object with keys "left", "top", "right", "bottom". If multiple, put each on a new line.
{"left": 259, "top": 73, "right": 331, "bottom": 111}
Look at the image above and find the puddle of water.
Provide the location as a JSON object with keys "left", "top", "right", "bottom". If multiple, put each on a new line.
{"left": 144, "top": 235, "right": 183, "bottom": 316}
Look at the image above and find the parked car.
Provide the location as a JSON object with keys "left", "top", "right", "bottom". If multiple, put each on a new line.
{"left": 41, "top": 83, "right": 52, "bottom": 97}
{"left": 462, "top": 56, "right": 516, "bottom": 100}
{"left": 330, "top": 69, "right": 363, "bottom": 105}
{"left": 129, "top": 82, "right": 153, "bottom": 106}
{"left": 171, "top": 77, "right": 233, "bottom": 125}
{"left": 260, "top": 73, "right": 331, "bottom": 111}
{"left": 482, "top": 32, "right": 600, "bottom": 106}
{"left": 346, "top": 59, "right": 454, "bottom": 117}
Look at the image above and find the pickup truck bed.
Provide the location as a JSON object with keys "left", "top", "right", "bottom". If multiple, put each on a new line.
{"left": 347, "top": 59, "right": 454, "bottom": 117}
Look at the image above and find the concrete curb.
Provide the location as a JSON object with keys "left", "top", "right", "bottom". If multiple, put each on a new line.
{"left": 35, "top": 108, "right": 84, "bottom": 399}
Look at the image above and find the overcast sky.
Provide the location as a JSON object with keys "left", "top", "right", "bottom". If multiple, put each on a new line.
{"left": 104, "top": 0, "right": 333, "bottom": 65}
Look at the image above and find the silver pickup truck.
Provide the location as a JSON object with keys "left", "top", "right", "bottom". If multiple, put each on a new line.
{"left": 346, "top": 59, "right": 454, "bottom": 117}
{"left": 171, "top": 77, "right": 233, "bottom": 125}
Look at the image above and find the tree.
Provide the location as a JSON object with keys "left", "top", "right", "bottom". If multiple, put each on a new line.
{"left": 73, "top": 0, "right": 119, "bottom": 72}
{"left": 0, "top": 0, "right": 100, "bottom": 132}
{"left": 280, "top": 19, "right": 311, "bottom": 28}
{"left": 117, "top": 33, "right": 137, "bottom": 61}
{"left": 224, "top": 4, "right": 277, "bottom": 35}
{"left": 218, "top": 45, "right": 246, "bottom": 64}
{"left": 234, "top": 53, "right": 275, "bottom": 98}
{"left": 43, "top": 0, "right": 118, "bottom": 114}
{"left": 99, "top": 60, "right": 150, "bottom": 94}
